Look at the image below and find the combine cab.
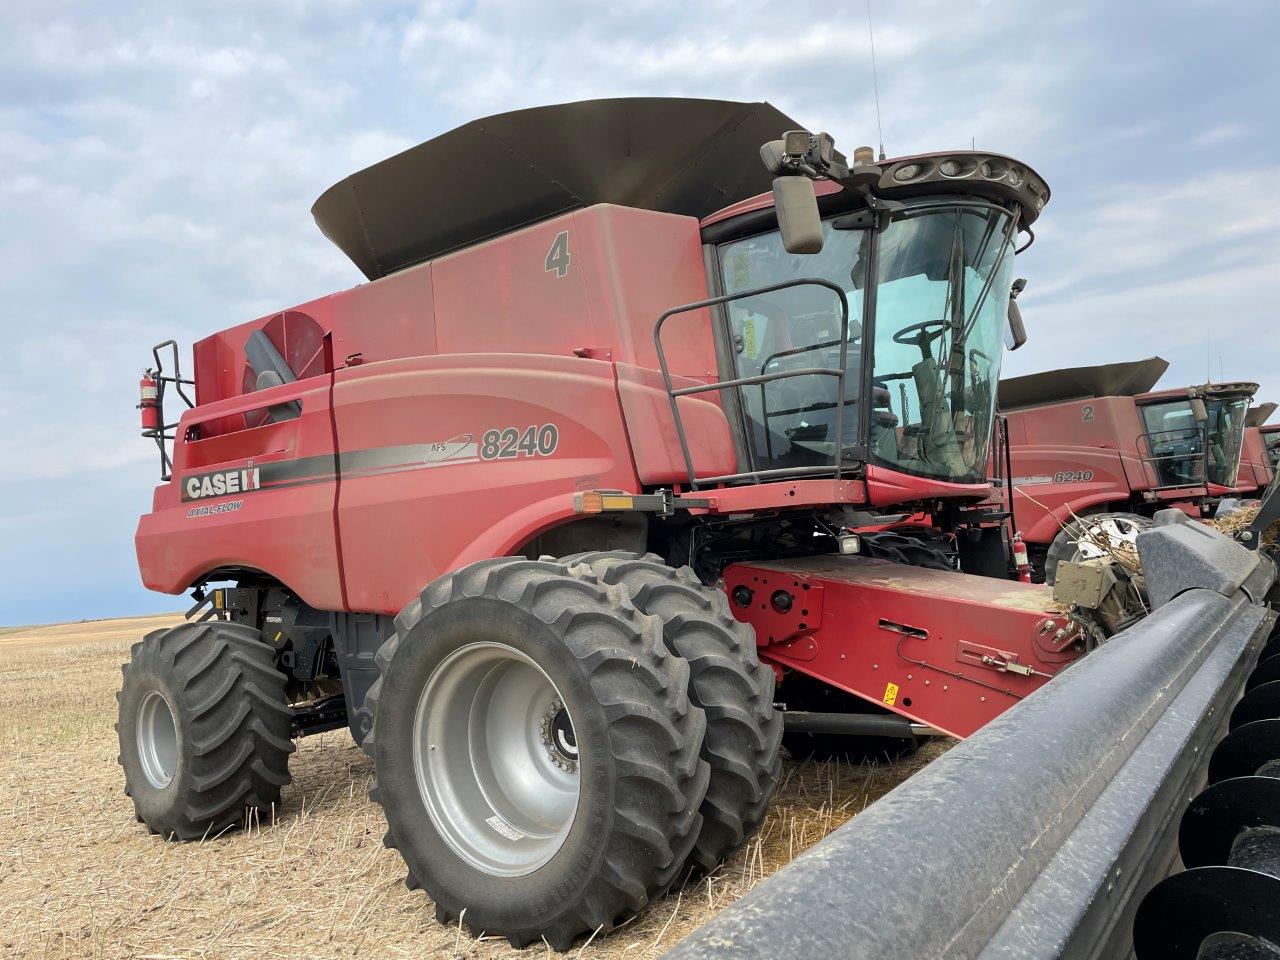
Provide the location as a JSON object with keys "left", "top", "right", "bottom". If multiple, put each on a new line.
{"left": 1239, "top": 402, "right": 1279, "bottom": 495}
{"left": 996, "top": 357, "right": 1258, "bottom": 581}
{"left": 118, "top": 99, "right": 1273, "bottom": 952}
{"left": 1265, "top": 421, "right": 1280, "bottom": 471}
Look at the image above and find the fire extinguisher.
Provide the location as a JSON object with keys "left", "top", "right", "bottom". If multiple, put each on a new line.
{"left": 139, "top": 371, "right": 160, "bottom": 433}
{"left": 1012, "top": 532, "right": 1032, "bottom": 583}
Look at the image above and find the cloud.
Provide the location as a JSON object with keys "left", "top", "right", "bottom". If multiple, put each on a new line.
{"left": 1, "top": 0, "right": 1277, "bottom": 622}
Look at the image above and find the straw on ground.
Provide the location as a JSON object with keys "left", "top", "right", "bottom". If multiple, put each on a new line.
{"left": 0, "top": 613, "right": 941, "bottom": 960}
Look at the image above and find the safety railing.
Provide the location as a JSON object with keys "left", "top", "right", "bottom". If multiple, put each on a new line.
{"left": 653, "top": 278, "right": 851, "bottom": 489}
{"left": 1135, "top": 424, "right": 1210, "bottom": 494}
{"left": 143, "top": 339, "right": 195, "bottom": 480}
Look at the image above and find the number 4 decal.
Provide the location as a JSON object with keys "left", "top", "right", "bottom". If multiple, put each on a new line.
{"left": 545, "top": 231, "right": 570, "bottom": 278}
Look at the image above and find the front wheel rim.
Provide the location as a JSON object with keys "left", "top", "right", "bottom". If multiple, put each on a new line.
{"left": 1075, "top": 516, "right": 1146, "bottom": 560}
{"left": 413, "top": 642, "right": 581, "bottom": 877}
{"left": 137, "top": 689, "right": 179, "bottom": 789}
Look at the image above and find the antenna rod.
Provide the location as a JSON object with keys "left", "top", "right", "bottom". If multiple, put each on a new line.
{"left": 866, "top": 0, "right": 886, "bottom": 161}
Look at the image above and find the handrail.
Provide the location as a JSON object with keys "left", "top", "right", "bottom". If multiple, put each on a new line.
{"left": 653, "top": 278, "right": 851, "bottom": 489}
{"left": 1135, "top": 424, "right": 1210, "bottom": 494}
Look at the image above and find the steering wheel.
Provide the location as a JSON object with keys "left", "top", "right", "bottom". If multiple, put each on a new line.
{"left": 892, "top": 319, "right": 949, "bottom": 348}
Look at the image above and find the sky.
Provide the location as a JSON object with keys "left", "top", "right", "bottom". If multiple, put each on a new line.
{"left": 2, "top": 0, "right": 1278, "bottom": 624}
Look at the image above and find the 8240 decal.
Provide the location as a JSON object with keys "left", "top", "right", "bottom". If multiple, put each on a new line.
{"left": 480, "top": 424, "right": 559, "bottom": 460}
{"left": 1053, "top": 470, "right": 1094, "bottom": 483}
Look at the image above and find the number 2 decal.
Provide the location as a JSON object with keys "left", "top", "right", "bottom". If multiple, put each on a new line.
{"left": 1081, "top": 404, "right": 1095, "bottom": 422}
{"left": 545, "top": 231, "right": 571, "bottom": 278}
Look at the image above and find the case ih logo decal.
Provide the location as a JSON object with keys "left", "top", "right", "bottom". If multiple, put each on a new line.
{"left": 183, "top": 468, "right": 261, "bottom": 502}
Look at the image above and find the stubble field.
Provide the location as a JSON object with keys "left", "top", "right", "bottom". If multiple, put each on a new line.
{"left": 0, "top": 613, "right": 940, "bottom": 959}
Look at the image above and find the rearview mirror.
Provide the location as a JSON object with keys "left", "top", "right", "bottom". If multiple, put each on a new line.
{"left": 1005, "top": 298, "right": 1027, "bottom": 351}
{"left": 772, "top": 175, "right": 824, "bottom": 254}
{"left": 1191, "top": 398, "right": 1208, "bottom": 422}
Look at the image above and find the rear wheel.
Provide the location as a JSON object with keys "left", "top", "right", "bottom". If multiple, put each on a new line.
{"left": 1045, "top": 511, "right": 1151, "bottom": 585}
{"left": 363, "top": 558, "right": 710, "bottom": 950}
{"left": 565, "top": 551, "right": 782, "bottom": 874}
{"left": 117, "top": 621, "right": 294, "bottom": 839}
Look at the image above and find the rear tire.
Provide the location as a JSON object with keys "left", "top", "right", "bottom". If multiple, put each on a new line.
{"left": 363, "top": 558, "right": 710, "bottom": 950}
{"left": 117, "top": 621, "right": 294, "bottom": 840}
{"left": 1045, "top": 511, "right": 1151, "bottom": 585}
{"left": 565, "top": 551, "right": 782, "bottom": 874}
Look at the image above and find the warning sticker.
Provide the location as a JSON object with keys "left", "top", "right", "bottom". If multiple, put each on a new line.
{"left": 741, "top": 316, "right": 757, "bottom": 359}
{"left": 882, "top": 682, "right": 899, "bottom": 706}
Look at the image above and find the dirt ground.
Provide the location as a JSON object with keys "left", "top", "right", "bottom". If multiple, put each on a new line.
{"left": 0, "top": 614, "right": 943, "bottom": 960}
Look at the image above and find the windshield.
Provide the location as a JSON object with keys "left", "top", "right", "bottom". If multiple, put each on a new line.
{"left": 1266, "top": 432, "right": 1280, "bottom": 470}
{"left": 1205, "top": 397, "right": 1249, "bottom": 486}
{"left": 1140, "top": 396, "right": 1250, "bottom": 488}
{"left": 717, "top": 198, "right": 1017, "bottom": 484}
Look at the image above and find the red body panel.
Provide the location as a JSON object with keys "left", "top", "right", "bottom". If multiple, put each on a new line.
{"left": 138, "top": 205, "right": 740, "bottom": 607}
{"left": 863, "top": 464, "right": 991, "bottom": 510}
{"left": 135, "top": 376, "right": 345, "bottom": 610}
{"left": 1003, "top": 395, "right": 1194, "bottom": 545}
{"left": 330, "top": 354, "right": 641, "bottom": 613}
{"left": 723, "top": 556, "right": 1080, "bottom": 738}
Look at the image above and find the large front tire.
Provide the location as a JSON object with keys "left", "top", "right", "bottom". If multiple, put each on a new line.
{"left": 117, "top": 621, "right": 294, "bottom": 840}
{"left": 565, "top": 551, "right": 782, "bottom": 874}
{"left": 363, "top": 558, "right": 710, "bottom": 950}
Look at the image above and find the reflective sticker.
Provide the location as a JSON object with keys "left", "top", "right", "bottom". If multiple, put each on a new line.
{"left": 883, "top": 682, "right": 899, "bottom": 706}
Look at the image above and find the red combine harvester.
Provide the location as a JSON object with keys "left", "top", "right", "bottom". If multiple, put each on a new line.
{"left": 122, "top": 98, "right": 1137, "bottom": 948}
{"left": 996, "top": 357, "right": 1257, "bottom": 582}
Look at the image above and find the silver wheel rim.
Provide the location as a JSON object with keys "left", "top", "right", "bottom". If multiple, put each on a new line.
{"left": 1074, "top": 516, "right": 1146, "bottom": 560}
{"left": 414, "top": 642, "right": 581, "bottom": 877}
{"left": 137, "top": 690, "right": 178, "bottom": 789}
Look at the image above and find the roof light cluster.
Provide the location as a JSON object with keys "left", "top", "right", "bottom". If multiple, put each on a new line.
{"left": 874, "top": 151, "right": 1050, "bottom": 223}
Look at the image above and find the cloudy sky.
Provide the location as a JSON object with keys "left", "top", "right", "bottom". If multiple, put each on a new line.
{"left": 2, "top": 0, "right": 1277, "bottom": 624}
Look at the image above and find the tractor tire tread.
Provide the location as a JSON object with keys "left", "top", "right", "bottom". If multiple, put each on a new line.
{"left": 118, "top": 620, "right": 293, "bottom": 841}
{"left": 563, "top": 550, "right": 782, "bottom": 874}
{"left": 363, "top": 556, "right": 709, "bottom": 950}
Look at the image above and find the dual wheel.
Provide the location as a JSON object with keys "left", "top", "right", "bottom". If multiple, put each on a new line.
{"left": 362, "top": 553, "right": 782, "bottom": 950}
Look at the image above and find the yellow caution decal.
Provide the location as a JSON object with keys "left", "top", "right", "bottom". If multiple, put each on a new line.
{"left": 883, "top": 682, "right": 899, "bottom": 706}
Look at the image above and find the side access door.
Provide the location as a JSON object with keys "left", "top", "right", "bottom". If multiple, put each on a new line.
{"left": 139, "top": 312, "right": 344, "bottom": 611}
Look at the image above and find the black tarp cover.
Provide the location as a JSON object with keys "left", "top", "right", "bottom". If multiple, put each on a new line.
{"left": 312, "top": 98, "right": 803, "bottom": 280}
{"left": 998, "top": 357, "right": 1170, "bottom": 409}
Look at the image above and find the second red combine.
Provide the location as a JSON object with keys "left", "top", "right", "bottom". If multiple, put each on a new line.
{"left": 997, "top": 357, "right": 1260, "bottom": 581}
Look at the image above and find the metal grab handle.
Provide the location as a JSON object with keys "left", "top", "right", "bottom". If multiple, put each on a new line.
{"left": 1136, "top": 425, "right": 1210, "bottom": 492}
{"left": 653, "top": 277, "right": 851, "bottom": 490}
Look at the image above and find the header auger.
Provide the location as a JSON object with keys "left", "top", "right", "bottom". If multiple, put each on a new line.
{"left": 119, "top": 97, "right": 1276, "bottom": 954}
